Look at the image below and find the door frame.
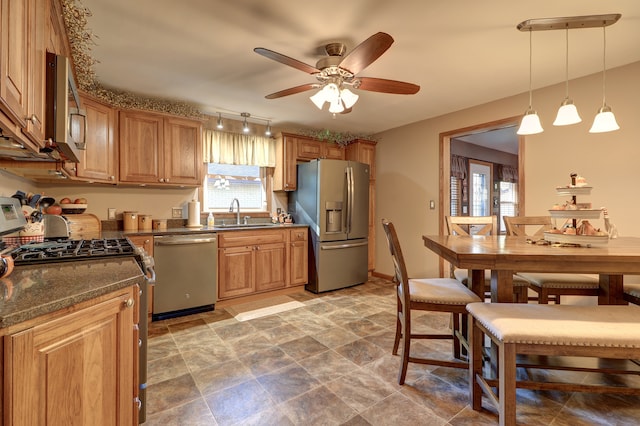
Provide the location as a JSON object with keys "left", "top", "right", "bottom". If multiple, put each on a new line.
{"left": 438, "top": 116, "right": 526, "bottom": 276}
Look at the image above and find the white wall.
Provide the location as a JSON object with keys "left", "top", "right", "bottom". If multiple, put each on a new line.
{"left": 375, "top": 61, "right": 640, "bottom": 279}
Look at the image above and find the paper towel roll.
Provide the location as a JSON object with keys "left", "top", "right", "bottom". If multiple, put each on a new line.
{"left": 187, "top": 200, "right": 202, "bottom": 227}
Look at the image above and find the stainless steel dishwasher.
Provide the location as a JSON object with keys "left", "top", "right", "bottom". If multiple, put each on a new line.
{"left": 152, "top": 233, "right": 217, "bottom": 321}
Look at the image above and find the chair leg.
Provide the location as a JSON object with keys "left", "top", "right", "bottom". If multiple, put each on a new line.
{"left": 452, "top": 313, "right": 461, "bottom": 360}
{"left": 398, "top": 307, "right": 411, "bottom": 385}
{"left": 539, "top": 288, "right": 550, "bottom": 304}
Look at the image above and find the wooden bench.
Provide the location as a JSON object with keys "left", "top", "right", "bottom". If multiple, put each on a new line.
{"left": 467, "top": 303, "right": 640, "bottom": 426}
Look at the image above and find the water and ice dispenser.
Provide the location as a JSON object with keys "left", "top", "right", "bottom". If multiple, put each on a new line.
{"left": 325, "top": 201, "right": 343, "bottom": 233}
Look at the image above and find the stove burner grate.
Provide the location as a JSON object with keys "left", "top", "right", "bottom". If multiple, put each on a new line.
{"left": 10, "top": 238, "right": 138, "bottom": 265}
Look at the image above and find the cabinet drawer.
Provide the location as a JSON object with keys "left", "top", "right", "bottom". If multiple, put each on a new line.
{"left": 218, "top": 229, "right": 287, "bottom": 247}
{"left": 290, "top": 228, "right": 307, "bottom": 242}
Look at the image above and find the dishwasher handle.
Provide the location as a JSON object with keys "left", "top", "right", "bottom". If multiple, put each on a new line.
{"left": 320, "top": 241, "right": 368, "bottom": 250}
{"left": 155, "top": 237, "right": 217, "bottom": 246}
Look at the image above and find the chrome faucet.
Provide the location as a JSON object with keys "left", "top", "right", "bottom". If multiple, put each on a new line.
{"left": 229, "top": 198, "right": 240, "bottom": 224}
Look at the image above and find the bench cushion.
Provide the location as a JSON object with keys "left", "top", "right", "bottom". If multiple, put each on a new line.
{"left": 410, "top": 278, "right": 482, "bottom": 305}
{"left": 625, "top": 283, "right": 640, "bottom": 299}
{"left": 516, "top": 272, "right": 599, "bottom": 289}
{"left": 466, "top": 302, "right": 640, "bottom": 348}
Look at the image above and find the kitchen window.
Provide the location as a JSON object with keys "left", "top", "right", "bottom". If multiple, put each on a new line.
{"left": 203, "top": 163, "right": 269, "bottom": 211}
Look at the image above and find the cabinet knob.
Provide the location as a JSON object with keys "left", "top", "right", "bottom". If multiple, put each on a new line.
{"left": 25, "top": 114, "right": 37, "bottom": 124}
{"left": 158, "top": 178, "right": 164, "bottom": 183}
{"left": 165, "top": 178, "right": 169, "bottom": 182}
{"left": 109, "top": 175, "right": 115, "bottom": 180}
{"left": 124, "top": 298, "right": 135, "bottom": 308}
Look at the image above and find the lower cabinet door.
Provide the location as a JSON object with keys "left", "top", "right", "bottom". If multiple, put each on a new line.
{"left": 254, "top": 242, "right": 286, "bottom": 292}
{"left": 219, "top": 246, "right": 255, "bottom": 299}
{"left": 5, "top": 288, "right": 136, "bottom": 426}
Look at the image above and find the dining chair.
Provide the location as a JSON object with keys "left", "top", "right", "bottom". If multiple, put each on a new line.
{"left": 503, "top": 215, "right": 599, "bottom": 304}
{"left": 624, "top": 275, "right": 640, "bottom": 305}
{"left": 381, "top": 219, "right": 482, "bottom": 385}
{"left": 445, "top": 215, "right": 530, "bottom": 303}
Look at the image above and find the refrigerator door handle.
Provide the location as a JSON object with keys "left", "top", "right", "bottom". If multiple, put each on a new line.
{"left": 320, "top": 241, "right": 368, "bottom": 250}
{"left": 346, "top": 166, "right": 354, "bottom": 234}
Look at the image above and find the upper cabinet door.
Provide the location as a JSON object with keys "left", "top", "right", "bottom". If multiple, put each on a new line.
{"left": 163, "top": 117, "right": 202, "bottom": 185}
{"left": 119, "top": 110, "right": 164, "bottom": 184}
{"left": 0, "top": 0, "right": 30, "bottom": 128}
{"left": 75, "top": 95, "right": 117, "bottom": 183}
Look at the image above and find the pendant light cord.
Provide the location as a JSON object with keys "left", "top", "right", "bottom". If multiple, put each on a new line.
{"left": 564, "top": 28, "right": 569, "bottom": 98}
{"left": 601, "top": 26, "right": 607, "bottom": 106}
{"left": 528, "top": 29, "right": 533, "bottom": 108}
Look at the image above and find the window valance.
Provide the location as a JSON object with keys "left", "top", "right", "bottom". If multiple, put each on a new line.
{"left": 499, "top": 165, "right": 518, "bottom": 182}
{"left": 450, "top": 155, "right": 468, "bottom": 180}
{"left": 203, "top": 130, "right": 276, "bottom": 167}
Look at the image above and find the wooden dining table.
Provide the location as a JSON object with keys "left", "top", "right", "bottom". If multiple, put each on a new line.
{"left": 422, "top": 235, "right": 640, "bottom": 304}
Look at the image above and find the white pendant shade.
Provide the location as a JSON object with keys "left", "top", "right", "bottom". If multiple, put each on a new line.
{"left": 589, "top": 105, "right": 620, "bottom": 133}
{"left": 309, "top": 89, "right": 327, "bottom": 109}
{"left": 309, "top": 83, "right": 359, "bottom": 112}
{"left": 553, "top": 99, "right": 582, "bottom": 126}
{"left": 517, "top": 109, "right": 544, "bottom": 135}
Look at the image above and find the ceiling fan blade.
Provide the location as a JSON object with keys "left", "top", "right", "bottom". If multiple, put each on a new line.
{"left": 254, "top": 47, "right": 320, "bottom": 74}
{"left": 357, "top": 77, "right": 420, "bottom": 94}
{"left": 339, "top": 32, "right": 394, "bottom": 75}
{"left": 265, "top": 83, "right": 318, "bottom": 99}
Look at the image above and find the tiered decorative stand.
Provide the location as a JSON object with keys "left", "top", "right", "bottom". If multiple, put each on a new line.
{"left": 544, "top": 175, "right": 608, "bottom": 246}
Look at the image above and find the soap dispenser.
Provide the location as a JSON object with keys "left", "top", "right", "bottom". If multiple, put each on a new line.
{"left": 207, "top": 212, "right": 214, "bottom": 228}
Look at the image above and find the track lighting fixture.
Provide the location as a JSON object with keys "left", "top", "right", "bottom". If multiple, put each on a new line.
{"left": 241, "top": 112, "right": 250, "bottom": 133}
{"left": 214, "top": 111, "right": 274, "bottom": 136}
{"left": 516, "top": 13, "right": 621, "bottom": 135}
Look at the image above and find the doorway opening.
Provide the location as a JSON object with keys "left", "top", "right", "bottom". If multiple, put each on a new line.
{"left": 438, "top": 116, "right": 525, "bottom": 276}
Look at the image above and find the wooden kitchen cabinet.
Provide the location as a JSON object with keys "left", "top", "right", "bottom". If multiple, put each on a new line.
{"left": 64, "top": 94, "right": 118, "bottom": 182}
{"left": 274, "top": 132, "right": 345, "bottom": 192}
{"left": 273, "top": 133, "right": 297, "bottom": 191}
{"left": 346, "top": 139, "right": 377, "bottom": 272}
{"left": 3, "top": 285, "right": 139, "bottom": 425}
{"left": 217, "top": 227, "right": 308, "bottom": 301}
{"left": 289, "top": 228, "right": 308, "bottom": 286}
{"left": 119, "top": 110, "right": 202, "bottom": 186}
{"left": 218, "top": 228, "right": 299, "bottom": 301}
{"left": 0, "top": 0, "right": 47, "bottom": 151}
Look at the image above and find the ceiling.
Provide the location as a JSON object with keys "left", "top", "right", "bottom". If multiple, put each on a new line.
{"left": 79, "top": 0, "right": 640, "bottom": 141}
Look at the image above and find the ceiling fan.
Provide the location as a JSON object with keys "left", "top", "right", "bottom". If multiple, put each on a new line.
{"left": 254, "top": 32, "right": 420, "bottom": 114}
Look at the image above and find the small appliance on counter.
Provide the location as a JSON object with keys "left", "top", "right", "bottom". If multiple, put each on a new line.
{"left": 43, "top": 214, "right": 70, "bottom": 239}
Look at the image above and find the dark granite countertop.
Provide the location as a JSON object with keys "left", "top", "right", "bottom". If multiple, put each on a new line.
{"left": 119, "top": 223, "right": 308, "bottom": 238}
{"left": 0, "top": 258, "right": 144, "bottom": 330}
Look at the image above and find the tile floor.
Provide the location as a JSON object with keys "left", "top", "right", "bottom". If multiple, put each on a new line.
{"left": 143, "top": 277, "right": 640, "bottom": 425}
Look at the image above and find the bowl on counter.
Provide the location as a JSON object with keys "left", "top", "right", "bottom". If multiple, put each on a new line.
{"left": 59, "top": 203, "right": 87, "bottom": 214}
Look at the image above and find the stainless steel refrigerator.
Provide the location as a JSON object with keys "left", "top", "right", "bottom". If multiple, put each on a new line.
{"left": 290, "top": 159, "right": 369, "bottom": 293}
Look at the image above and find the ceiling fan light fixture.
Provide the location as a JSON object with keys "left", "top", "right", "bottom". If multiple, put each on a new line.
{"left": 309, "top": 89, "right": 327, "bottom": 109}
{"left": 328, "top": 98, "right": 345, "bottom": 114}
{"left": 553, "top": 99, "right": 582, "bottom": 126}
{"left": 340, "top": 88, "right": 359, "bottom": 109}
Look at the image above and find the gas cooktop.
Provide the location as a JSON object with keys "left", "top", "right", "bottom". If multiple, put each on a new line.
{"left": 10, "top": 238, "right": 138, "bottom": 265}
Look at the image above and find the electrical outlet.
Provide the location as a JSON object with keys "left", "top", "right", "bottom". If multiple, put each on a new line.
{"left": 172, "top": 207, "right": 183, "bottom": 218}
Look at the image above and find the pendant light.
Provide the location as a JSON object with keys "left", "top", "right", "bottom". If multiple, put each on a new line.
{"left": 264, "top": 121, "right": 272, "bottom": 137}
{"left": 517, "top": 29, "right": 543, "bottom": 135}
{"left": 589, "top": 26, "right": 619, "bottom": 133}
{"left": 216, "top": 112, "right": 224, "bottom": 129}
{"left": 553, "top": 28, "right": 581, "bottom": 126}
